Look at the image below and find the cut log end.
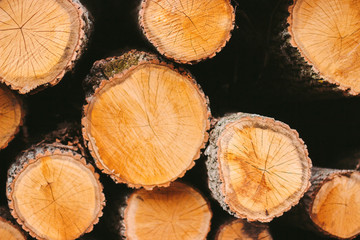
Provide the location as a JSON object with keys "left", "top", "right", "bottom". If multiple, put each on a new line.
{"left": 0, "top": 217, "right": 25, "bottom": 240}
{"left": 310, "top": 171, "right": 360, "bottom": 239}
{"left": 0, "top": 85, "right": 23, "bottom": 150}
{"left": 124, "top": 182, "right": 212, "bottom": 240}
{"left": 215, "top": 219, "right": 272, "bottom": 240}
{"left": 288, "top": 0, "right": 360, "bottom": 94}
{"left": 83, "top": 51, "right": 210, "bottom": 189}
{"left": 206, "top": 113, "right": 311, "bottom": 222}
{"left": 139, "top": 0, "right": 235, "bottom": 64}
{"left": 0, "top": 0, "right": 91, "bottom": 93}
{"left": 7, "top": 150, "right": 104, "bottom": 240}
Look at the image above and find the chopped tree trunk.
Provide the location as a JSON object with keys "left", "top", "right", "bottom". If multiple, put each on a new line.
{"left": 0, "top": 0, "right": 92, "bottom": 93}
{"left": 299, "top": 167, "right": 360, "bottom": 239}
{"left": 82, "top": 50, "right": 210, "bottom": 189}
{"left": 205, "top": 113, "right": 312, "bottom": 222}
{"left": 0, "top": 206, "right": 26, "bottom": 240}
{"left": 139, "top": 0, "right": 235, "bottom": 64}
{"left": 121, "top": 182, "right": 212, "bottom": 240}
{"left": 0, "top": 85, "right": 24, "bottom": 150}
{"left": 215, "top": 218, "right": 272, "bottom": 240}
{"left": 6, "top": 124, "right": 105, "bottom": 240}
{"left": 285, "top": 0, "right": 360, "bottom": 95}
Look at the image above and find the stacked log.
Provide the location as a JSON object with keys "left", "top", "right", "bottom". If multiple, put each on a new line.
{"left": 139, "top": 0, "right": 235, "bottom": 63}
{"left": 205, "top": 113, "right": 312, "bottom": 222}
{"left": 82, "top": 50, "right": 210, "bottom": 189}
{"left": 6, "top": 124, "right": 105, "bottom": 240}
{"left": 119, "top": 182, "right": 212, "bottom": 240}
{"left": 215, "top": 218, "right": 272, "bottom": 240}
{"left": 0, "top": 0, "right": 92, "bottom": 93}
{"left": 0, "top": 85, "right": 24, "bottom": 150}
{"left": 0, "top": 206, "right": 26, "bottom": 240}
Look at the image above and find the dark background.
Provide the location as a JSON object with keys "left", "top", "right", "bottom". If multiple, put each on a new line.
{"left": 1, "top": 0, "right": 360, "bottom": 239}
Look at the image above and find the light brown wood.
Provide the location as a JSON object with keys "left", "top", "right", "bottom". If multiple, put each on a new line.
{"left": 304, "top": 168, "right": 360, "bottom": 239}
{"left": 82, "top": 51, "right": 210, "bottom": 189}
{"left": 0, "top": 207, "right": 26, "bottom": 240}
{"left": 0, "top": 85, "right": 23, "bottom": 149}
{"left": 215, "top": 218, "right": 272, "bottom": 240}
{"left": 0, "top": 0, "right": 92, "bottom": 93}
{"left": 206, "top": 113, "right": 312, "bottom": 222}
{"left": 124, "top": 182, "right": 212, "bottom": 240}
{"left": 288, "top": 0, "right": 360, "bottom": 94}
{"left": 139, "top": 0, "right": 235, "bottom": 63}
{"left": 7, "top": 133, "right": 105, "bottom": 240}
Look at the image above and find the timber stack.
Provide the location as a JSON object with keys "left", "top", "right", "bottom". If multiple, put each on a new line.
{"left": 0, "top": 0, "right": 359, "bottom": 239}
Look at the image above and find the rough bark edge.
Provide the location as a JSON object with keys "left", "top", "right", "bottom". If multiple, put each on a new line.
{"left": 0, "top": 206, "right": 27, "bottom": 239}
{"left": 269, "top": 0, "right": 348, "bottom": 98}
{"left": 82, "top": 50, "right": 211, "bottom": 190}
{"left": 286, "top": 0, "right": 356, "bottom": 95}
{"left": 0, "top": 85, "right": 25, "bottom": 150}
{"left": 205, "top": 112, "right": 312, "bottom": 222}
{"left": 6, "top": 146, "right": 105, "bottom": 240}
{"left": 215, "top": 218, "right": 273, "bottom": 240}
{"left": 122, "top": 182, "right": 212, "bottom": 240}
{"left": 0, "top": 0, "right": 93, "bottom": 94}
{"left": 138, "top": 0, "right": 236, "bottom": 65}
{"left": 301, "top": 167, "right": 360, "bottom": 239}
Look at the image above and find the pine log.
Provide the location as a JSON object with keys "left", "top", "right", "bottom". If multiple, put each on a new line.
{"left": 0, "top": 85, "right": 24, "bottom": 150}
{"left": 215, "top": 218, "right": 272, "bottom": 240}
{"left": 6, "top": 124, "right": 105, "bottom": 240}
{"left": 205, "top": 113, "right": 312, "bottom": 222}
{"left": 0, "top": 206, "right": 26, "bottom": 240}
{"left": 121, "top": 182, "right": 212, "bottom": 240}
{"left": 139, "top": 0, "right": 235, "bottom": 64}
{"left": 299, "top": 167, "right": 360, "bottom": 239}
{"left": 286, "top": 0, "right": 360, "bottom": 95}
{"left": 0, "top": 0, "right": 92, "bottom": 93}
{"left": 82, "top": 50, "right": 210, "bottom": 189}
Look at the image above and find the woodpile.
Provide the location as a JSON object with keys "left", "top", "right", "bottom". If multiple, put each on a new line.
{"left": 0, "top": 0, "right": 359, "bottom": 240}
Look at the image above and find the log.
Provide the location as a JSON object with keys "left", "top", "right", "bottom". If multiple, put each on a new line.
{"left": 0, "top": 85, "right": 24, "bottom": 150}
{"left": 205, "top": 113, "right": 312, "bottom": 222}
{"left": 0, "top": 206, "right": 26, "bottom": 240}
{"left": 6, "top": 124, "right": 105, "bottom": 240}
{"left": 215, "top": 218, "right": 272, "bottom": 240}
{"left": 0, "top": 0, "right": 92, "bottom": 93}
{"left": 139, "top": 0, "right": 235, "bottom": 64}
{"left": 299, "top": 167, "right": 360, "bottom": 239}
{"left": 287, "top": 0, "right": 360, "bottom": 95}
{"left": 121, "top": 182, "right": 212, "bottom": 240}
{"left": 82, "top": 50, "right": 210, "bottom": 189}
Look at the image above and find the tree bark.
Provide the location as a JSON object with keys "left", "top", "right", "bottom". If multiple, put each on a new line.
{"left": 138, "top": 0, "right": 235, "bottom": 64}
{"left": 205, "top": 112, "right": 312, "bottom": 222}
{"left": 0, "top": 0, "right": 93, "bottom": 93}
{"left": 82, "top": 50, "right": 211, "bottom": 189}
{"left": 6, "top": 123, "right": 105, "bottom": 240}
